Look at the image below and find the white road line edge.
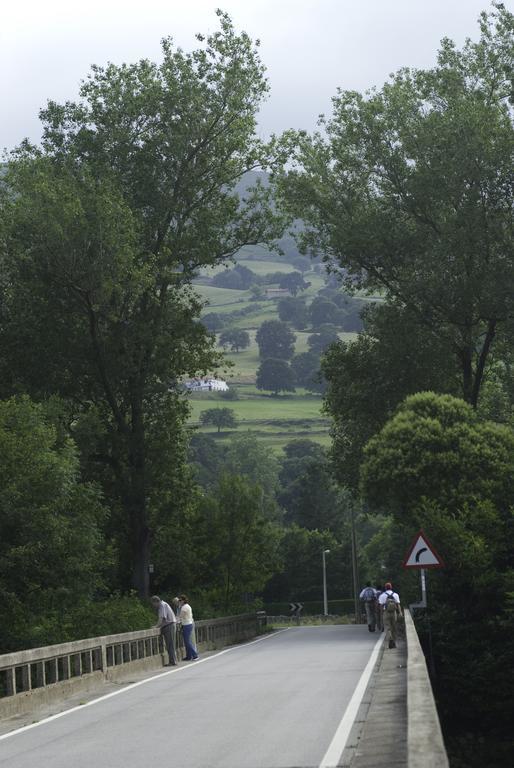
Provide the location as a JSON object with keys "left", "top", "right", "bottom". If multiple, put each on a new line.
{"left": 318, "top": 633, "right": 384, "bottom": 768}
{"left": 0, "top": 627, "right": 291, "bottom": 742}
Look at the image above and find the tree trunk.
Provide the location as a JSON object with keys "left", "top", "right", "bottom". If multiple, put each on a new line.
{"left": 471, "top": 319, "right": 497, "bottom": 409}
{"left": 458, "top": 320, "right": 497, "bottom": 409}
{"left": 458, "top": 343, "right": 474, "bottom": 405}
{"left": 128, "top": 385, "right": 150, "bottom": 598}
{"left": 132, "top": 516, "right": 151, "bottom": 598}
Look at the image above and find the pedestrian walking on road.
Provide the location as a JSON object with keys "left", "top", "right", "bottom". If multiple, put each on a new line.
{"left": 374, "top": 585, "right": 384, "bottom": 632}
{"left": 179, "top": 594, "right": 199, "bottom": 661}
{"left": 359, "top": 582, "right": 377, "bottom": 632}
{"left": 378, "top": 582, "right": 401, "bottom": 649}
{"left": 151, "top": 595, "right": 178, "bottom": 666}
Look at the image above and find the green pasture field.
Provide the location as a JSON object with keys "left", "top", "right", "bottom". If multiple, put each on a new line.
{"left": 237, "top": 259, "right": 296, "bottom": 276}
{"left": 200, "top": 257, "right": 297, "bottom": 279}
{"left": 218, "top": 330, "right": 358, "bottom": 383}
{"left": 225, "top": 303, "right": 279, "bottom": 329}
{"left": 194, "top": 284, "right": 250, "bottom": 309}
{"left": 191, "top": 428, "right": 332, "bottom": 454}
{"left": 216, "top": 330, "right": 312, "bottom": 383}
{"left": 188, "top": 392, "right": 326, "bottom": 423}
{"left": 187, "top": 380, "right": 331, "bottom": 454}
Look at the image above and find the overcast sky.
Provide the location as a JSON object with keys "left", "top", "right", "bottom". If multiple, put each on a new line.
{"left": 1, "top": 0, "right": 499, "bottom": 150}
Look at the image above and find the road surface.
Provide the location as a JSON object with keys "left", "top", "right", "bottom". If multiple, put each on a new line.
{"left": 0, "top": 625, "right": 382, "bottom": 768}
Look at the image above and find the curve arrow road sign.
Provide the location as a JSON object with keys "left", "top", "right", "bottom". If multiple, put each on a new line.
{"left": 403, "top": 530, "right": 444, "bottom": 569}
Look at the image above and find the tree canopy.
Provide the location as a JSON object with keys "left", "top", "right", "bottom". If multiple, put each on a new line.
{"left": 219, "top": 329, "right": 251, "bottom": 353}
{"left": 256, "top": 358, "right": 296, "bottom": 395}
{"left": 278, "top": 3, "right": 514, "bottom": 408}
{"left": 278, "top": 271, "right": 310, "bottom": 296}
{"left": 0, "top": 12, "right": 285, "bottom": 597}
{"left": 256, "top": 320, "right": 296, "bottom": 360}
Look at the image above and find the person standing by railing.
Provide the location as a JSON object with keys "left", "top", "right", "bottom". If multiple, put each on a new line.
{"left": 151, "top": 595, "right": 178, "bottom": 666}
{"left": 178, "top": 595, "right": 199, "bottom": 661}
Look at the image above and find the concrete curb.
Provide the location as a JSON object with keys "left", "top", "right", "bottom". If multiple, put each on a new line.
{"left": 405, "top": 611, "right": 449, "bottom": 768}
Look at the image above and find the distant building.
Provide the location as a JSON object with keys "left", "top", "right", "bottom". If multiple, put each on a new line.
{"left": 265, "top": 287, "right": 290, "bottom": 298}
{"left": 184, "top": 377, "right": 229, "bottom": 392}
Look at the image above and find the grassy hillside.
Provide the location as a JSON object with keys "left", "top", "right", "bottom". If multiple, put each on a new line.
{"left": 189, "top": 253, "right": 362, "bottom": 453}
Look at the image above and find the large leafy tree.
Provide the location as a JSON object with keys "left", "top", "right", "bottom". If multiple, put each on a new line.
{"left": 219, "top": 328, "right": 251, "bottom": 353}
{"left": 0, "top": 12, "right": 285, "bottom": 597}
{"left": 278, "top": 271, "right": 309, "bottom": 296}
{"left": 256, "top": 319, "right": 296, "bottom": 360}
{"left": 277, "top": 296, "right": 308, "bottom": 329}
{"left": 256, "top": 358, "right": 296, "bottom": 395}
{"left": 279, "top": 3, "right": 514, "bottom": 408}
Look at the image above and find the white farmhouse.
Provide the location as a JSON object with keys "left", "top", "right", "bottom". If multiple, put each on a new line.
{"left": 184, "top": 377, "right": 229, "bottom": 392}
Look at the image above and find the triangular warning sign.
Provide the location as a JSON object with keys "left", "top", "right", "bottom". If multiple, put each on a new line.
{"left": 402, "top": 530, "right": 444, "bottom": 569}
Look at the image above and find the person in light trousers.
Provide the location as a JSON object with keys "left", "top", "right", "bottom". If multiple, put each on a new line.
{"left": 178, "top": 594, "right": 199, "bottom": 661}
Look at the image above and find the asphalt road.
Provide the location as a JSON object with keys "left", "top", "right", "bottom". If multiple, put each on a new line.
{"left": 0, "top": 626, "right": 382, "bottom": 768}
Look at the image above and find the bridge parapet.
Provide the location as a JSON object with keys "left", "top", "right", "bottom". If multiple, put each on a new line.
{"left": 0, "top": 612, "right": 264, "bottom": 720}
{"left": 405, "top": 611, "right": 449, "bottom": 768}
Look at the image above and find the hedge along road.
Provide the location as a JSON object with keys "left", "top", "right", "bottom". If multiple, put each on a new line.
{"left": 0, "top": 626, "right": 383, "bottom": 768}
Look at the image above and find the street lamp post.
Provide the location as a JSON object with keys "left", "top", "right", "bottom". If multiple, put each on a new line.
{"left": 322, "top": 549, "right": 330, "bottom": 616}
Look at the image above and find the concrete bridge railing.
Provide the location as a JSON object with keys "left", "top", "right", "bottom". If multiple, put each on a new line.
{"left": 405, "top": 611, "right": 449, "bottom": 768}
{"left": 0, "top": 611, "right": 267, "bottom": 719}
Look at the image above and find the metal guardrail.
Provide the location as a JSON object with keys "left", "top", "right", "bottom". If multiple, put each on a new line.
{"left": 0, "top": 612, "right": 266, "bottom": 719}
{"left": 405, "top": 611, "right": 449, "bottom": 768}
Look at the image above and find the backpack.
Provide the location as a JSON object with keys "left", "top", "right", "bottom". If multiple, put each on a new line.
{"left": 385, "top": 591, "right": 398, "bottom": 613}
{"left": 363, "top": 587, "right": 375, "bottom": 602}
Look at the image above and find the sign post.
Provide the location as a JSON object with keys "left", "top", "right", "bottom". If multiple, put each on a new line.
{"left": 403, "top": 530, "right": 444, "bottom": 677}
{"left": 289, "top": 602, "right": 303, "bottom": 625}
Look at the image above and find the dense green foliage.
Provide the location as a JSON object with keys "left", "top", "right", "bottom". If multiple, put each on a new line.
{"left": 219, "top": 329, "right": 251, "bottom": 353}
{"left": 0, "top": 397, "right": 107, "bottom": 650}
{"left": 256, "top": 358, "right": 296, "bottom": 395}
{"left": 277, "top": 296, "right": 309, "bottom": 329}
{"left": 278, "top": 271, "right": 310, "bottom": 296}
{"left": 256, "top": 319, "right": 296, "bottom": 360}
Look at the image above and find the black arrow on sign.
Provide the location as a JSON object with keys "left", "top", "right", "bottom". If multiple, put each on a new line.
{"left": 415, "top": 547, "right": 428, "bottom": 563}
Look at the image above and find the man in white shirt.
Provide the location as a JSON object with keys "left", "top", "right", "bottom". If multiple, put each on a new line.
{"left": 378, "top": 582, "right": 401, "bottom": 649}
{"left": 359, "top": 582, "right": 377, "bottom": 632}
{"left": 151, "top": 595, "right": 177, "bottom": 666}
